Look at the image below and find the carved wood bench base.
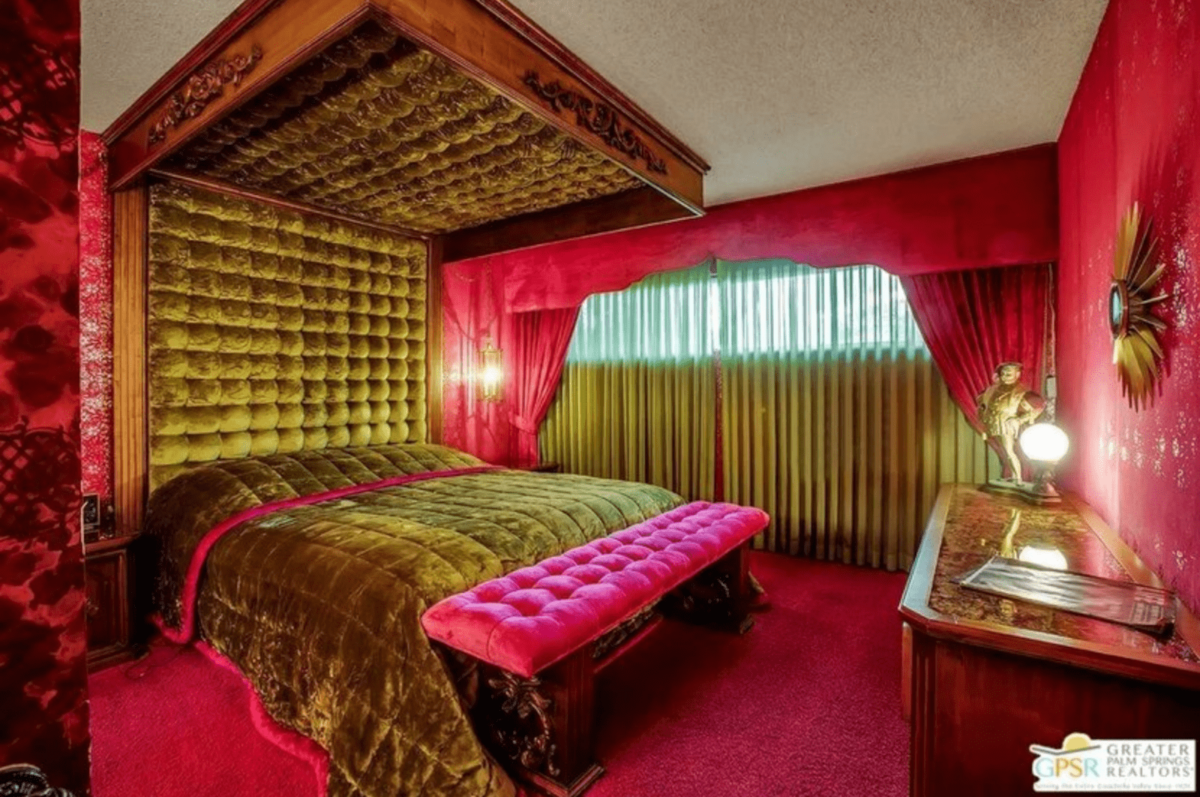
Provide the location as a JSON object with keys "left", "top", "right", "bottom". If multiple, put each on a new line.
{"left": 453, "top": 541, "right": 754, "bottom": 797}
{"left": 521, "top": 762, "right": 606, "bottom": 797}
{"left": 661, "top": 543, "right": 755, "bottom": 634}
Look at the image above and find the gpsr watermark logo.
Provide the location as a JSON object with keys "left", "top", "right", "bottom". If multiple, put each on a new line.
{"left": 1030, "top": 733, "right": 1196, "bottom": 792}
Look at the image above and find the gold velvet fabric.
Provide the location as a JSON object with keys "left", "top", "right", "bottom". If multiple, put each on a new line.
{"left": 145, "top": 444, "right": 683, "bottom": 797}
{"left": 147, "top": 181, "right": 428, "bottom": 488}
{"left": 169, "top": 24, "right": 641, "bottom": 234}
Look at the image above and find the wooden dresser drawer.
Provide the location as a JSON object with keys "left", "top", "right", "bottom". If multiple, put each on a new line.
{"left": 85, "top": 539, "right": 133, "bottom": 670}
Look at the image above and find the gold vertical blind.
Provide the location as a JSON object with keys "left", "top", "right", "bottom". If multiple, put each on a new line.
{"left": 717, "top": 260, "right": 983, "bottom": 571}
{"left": 541, "top": 260, "right": 987, "bottom": 571}
{"left": 541, "top": 263, "right": 717, "bottom": 500}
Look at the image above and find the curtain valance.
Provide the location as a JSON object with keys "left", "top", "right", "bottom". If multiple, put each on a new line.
{"left": 443, "top": 145, "right": 1059, "bottom": 464}
{"left": 445, "top": 144, "right": 1057, "bottom": 314}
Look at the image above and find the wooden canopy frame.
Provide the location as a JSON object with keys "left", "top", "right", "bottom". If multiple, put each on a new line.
{"left": 102, "top": 0, "right": 708, "bottom": 255}
{"left": 103, "top": 0, "right": 707, "bottom": 536}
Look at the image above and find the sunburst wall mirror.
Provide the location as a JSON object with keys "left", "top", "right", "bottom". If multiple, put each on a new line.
{"left": 1110, "top": 203, "right": 1170, "bottom": 410}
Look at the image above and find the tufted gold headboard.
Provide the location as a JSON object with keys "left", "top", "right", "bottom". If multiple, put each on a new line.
{"left": 146, "top": 181, "right": 429, "bottom": 489}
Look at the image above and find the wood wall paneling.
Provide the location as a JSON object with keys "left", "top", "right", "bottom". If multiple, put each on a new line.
{"left": 427, "top": 237, "right": 444, "bottom": 444}
{"left": 112, "top": 185, "right": 149, "bottom": 537}
{"left": 443, "top": 186, "right": 695, "bottom": 262}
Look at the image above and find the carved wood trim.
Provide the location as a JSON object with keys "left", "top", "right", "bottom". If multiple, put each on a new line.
{"left": 523, "top": 72, "right": 666, "bottom": 175}
{"left": 104, "top": 0, "right": 368, "bottom": 188}
{"left": 368, "top": 0, "right": 703, "bottom": 210}
{"left": 591, "top": 606, "right": 656, "bottom": 662}
{"left": 147, "top": 47, "right": 263, "bottom": 147}
{"left": 469, "top": 0, "right": 708, "bottom": 174}
{"left": 481, "top": 667, "right": 560, "bottom": 778}
{"left": 426, "top": 238, "right": 444, "bottom": 444}
{"left": 0, "top": 764, "right": 80, "bottom": 797}
{"left": 105, "top": 0, "right": 705, "bottom": 217}
{"left": 661, "top": 544, "right": 754, "bottom": 634}
{"left": 102, "top": 0, "right": 280, "bottom": 144}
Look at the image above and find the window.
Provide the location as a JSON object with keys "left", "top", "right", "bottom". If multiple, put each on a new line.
{"left": 544, "top": 259, "right": 978, "bottom": 571}
{"left": 565, "top": 260, "right": 928, "bottom": 363}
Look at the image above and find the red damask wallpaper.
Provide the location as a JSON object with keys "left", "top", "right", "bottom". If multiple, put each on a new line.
{"left": 79, "top": 131, "right": 112, "bottom": 502}
{"left": 1058, "top": 0, "right": 1200, "bottom": 613}
{"left": 0, "top": 0, "right": 89, "bottom": 791}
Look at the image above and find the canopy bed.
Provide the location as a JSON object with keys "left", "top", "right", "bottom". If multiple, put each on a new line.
{"left": 104, "top": 0, "right": 709, "bottom": 537}
{"left": 100, "top": 1, "right": 715, "bottom": 795}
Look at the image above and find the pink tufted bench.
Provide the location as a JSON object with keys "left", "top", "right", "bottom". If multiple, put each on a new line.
{"left": 423, "top": 501, "right": 769, "bottom": 797}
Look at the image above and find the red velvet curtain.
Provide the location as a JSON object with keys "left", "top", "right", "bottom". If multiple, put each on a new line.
{"left": 507, "top": 307, "right": 580, "bottom": 466}
{"left": 900, "top": 263, "right": 1052, "bottom": 431}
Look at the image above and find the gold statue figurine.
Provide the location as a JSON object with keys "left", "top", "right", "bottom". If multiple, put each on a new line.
{"left": 977, "top": 362, "right": 1043, "bottom": 484}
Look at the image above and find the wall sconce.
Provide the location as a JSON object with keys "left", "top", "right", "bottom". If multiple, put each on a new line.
{"left": 1018, "top": 422, "right": 1070, "bottom": 504}
{"left": 478, "top": 336, "right": 504, "bottom": 403}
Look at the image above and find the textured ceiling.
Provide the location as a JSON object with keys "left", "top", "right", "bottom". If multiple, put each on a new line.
{"left": 82, "top": 0, "right": 1108, "bottom": 206}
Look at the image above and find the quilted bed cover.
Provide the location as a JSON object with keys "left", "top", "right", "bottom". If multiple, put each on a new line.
{"left": 146, "top": 444, "right": 683, "bottom": 797}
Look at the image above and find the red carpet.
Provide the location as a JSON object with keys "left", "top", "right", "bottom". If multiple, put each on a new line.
{"left": 88, "top": 645, "right": 319, "bottom": 797}
{"left": 89, "top": 552, "right": 909, "bottom": 797}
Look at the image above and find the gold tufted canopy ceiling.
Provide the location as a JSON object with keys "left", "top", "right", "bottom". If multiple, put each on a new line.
{"left": 165, "top": 23, "right": 644, "bottom": 235}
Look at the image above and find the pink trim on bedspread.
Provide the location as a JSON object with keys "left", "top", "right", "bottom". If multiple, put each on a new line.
{"left": 196, "top": 641, "right": 332, "bottom": 797}
{"left": 158, "top": 465, "right": 502, "bottom": 643}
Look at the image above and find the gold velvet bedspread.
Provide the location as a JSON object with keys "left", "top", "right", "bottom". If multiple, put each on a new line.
{"left": 146, "top": 444, "right": 683, "bottom": 797}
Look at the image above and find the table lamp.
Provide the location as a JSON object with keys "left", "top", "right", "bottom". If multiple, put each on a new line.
{"left": 1018, "top": 422, "right": 1069, "bottom": 505}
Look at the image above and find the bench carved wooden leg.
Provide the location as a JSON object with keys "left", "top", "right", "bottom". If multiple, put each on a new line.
{"left": 663, "top": 541, "right": 755, "bottom": 634}
{"left": 475, "top": 649, "right": 604, "bottom": 797}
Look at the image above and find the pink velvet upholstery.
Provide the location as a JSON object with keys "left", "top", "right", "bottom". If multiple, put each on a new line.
{"left": 422, "top": 502, "right": 769, "bottom": 677}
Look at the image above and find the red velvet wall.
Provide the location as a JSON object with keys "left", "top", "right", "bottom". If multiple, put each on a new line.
{"left": 0, "top": 0, "right": 89, "bottom": 790}
{"left": 1057, "top": 0, "right": 1200, "bottom": 612}
{"left": 443, "top": 146, "right": 1060, "bottom": 465}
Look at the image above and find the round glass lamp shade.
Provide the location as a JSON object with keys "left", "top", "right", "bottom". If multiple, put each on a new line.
{"left": 1019, "top": 423, "right": 1070, "bottom": 463}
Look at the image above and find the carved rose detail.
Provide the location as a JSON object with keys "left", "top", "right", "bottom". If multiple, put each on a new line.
{"left": 148, "top": 47, "right": 263, "bottom": 146}
{"left": 522, "top": 72, "right": 667, "bottom": 175}
{"left": 484, "top": 668, "right": 560, "bottom": 777}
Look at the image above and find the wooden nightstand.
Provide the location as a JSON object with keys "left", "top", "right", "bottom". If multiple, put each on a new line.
{"left": 84, "top": 535, "right": 137, "bottom": 671}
